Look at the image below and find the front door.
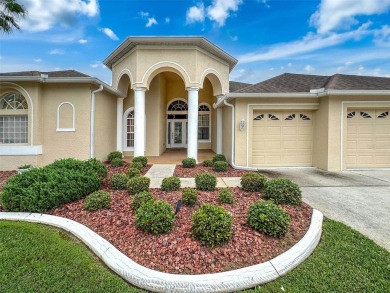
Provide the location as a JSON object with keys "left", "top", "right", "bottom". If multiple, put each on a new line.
{"left": 167, "top": 119, "right": 187, "bottom": 148}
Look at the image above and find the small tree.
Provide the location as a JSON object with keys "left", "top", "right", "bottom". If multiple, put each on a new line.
{"left": 0, "top": 0, "right": 27, "bottom": 34}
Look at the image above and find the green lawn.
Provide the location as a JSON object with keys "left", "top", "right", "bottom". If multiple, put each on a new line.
{"left": 0, "top": 219, "right": 389, "bottom": 293}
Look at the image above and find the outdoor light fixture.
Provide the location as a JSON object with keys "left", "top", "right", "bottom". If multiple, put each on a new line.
{"left": 239, "top": 119, "right": 246, "bottom": 131}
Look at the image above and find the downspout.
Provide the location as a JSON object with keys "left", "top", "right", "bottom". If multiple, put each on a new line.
{"left": 90, "top": 85, "right": 104, "bottom": 158}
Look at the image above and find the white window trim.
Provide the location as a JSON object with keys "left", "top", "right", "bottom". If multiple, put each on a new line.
{"left": 0, "top": 145, "right": 42, "bottom": 155}
{"left": 56, "top": 102, "right": 75, "bottom": 132}
{"left": 198, "top": 102, "right": 211, "bottom": 143}
{"left": 123, "top": 107, "right": 134, "bottom": 151}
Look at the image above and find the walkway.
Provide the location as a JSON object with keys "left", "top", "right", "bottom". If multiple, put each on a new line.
{"left": 125, "top": 149, "right": 215, "bottom": 164}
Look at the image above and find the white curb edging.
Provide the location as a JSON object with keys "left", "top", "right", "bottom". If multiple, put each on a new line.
{"left": 0, "top": 210, "right": 323, "bottom": 293}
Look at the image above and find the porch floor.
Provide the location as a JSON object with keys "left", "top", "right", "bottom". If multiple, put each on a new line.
{"left": 125, "top": 149, "right": 215, "bottom": 164}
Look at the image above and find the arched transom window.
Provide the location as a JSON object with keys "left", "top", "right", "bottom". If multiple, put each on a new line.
{"left": 168, "top": 100, "right": 188, "bottom": 111}
{"left": 0, "top": 92, "right": 28, "bottom": 109}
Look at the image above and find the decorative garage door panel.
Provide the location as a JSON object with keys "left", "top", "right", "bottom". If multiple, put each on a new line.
{"left": 252, "top": 112, "right": 313, "bottom": 167}
{"left": 346, "top": 110, "right": 390, "bottom": 169}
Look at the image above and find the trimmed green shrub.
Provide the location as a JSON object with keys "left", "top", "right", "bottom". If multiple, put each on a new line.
{"left": 182, "top": 158, "right": 196, "bottom": 168}
{"left": 240, "top": 172, "right": 268, "bottom": 192}
{"left": 218, "top": 188, "right": 234, "bottom": 204}
{"left": 47, "top": 158, "right": 107, "bottom": 178}
{"left": 136, "top": 200, "right": 175, "bottom": 234}
{"left": 213, "top": 154, "right": 226, "bottom": 163}
{"left": 127, "top": 176, "right": 150, "bottom": 195}
{"left": 247, "top": 201, "right": 290, "bottom": 238}
{"left": 161, "top": 176, "right": 181, "bottom": 191}
{"left": 127, "top": 167, "right": 140, "bottom": 178}
{"left": 195, "top": 173, "right": 217, "bottom": 191}
{"left": 84, "top": 191, "right": 111, "bottom": 211}
{"left": 203, "top": 159, "right": 213, "bottom": 167}
{"left": 131, "top": 162, "right": 143, "bottom": 171}
{"left": 192, "top": 204, "right": 233, "bottom": 247}
{"left": 83, "top": 158, "right": 108, "bottom": 178}
{"left": 110, "top": 173, "right": 128, "bottom": 190}
{"left": 111, "top": 158, "right": 124, "bottom": 167}
{"left": 264, "top": 178, "right": 302, "bottom": 205}
{"left": 182, "top": 188, "right": 198, "bottom": 205}
{"left": 132, "top": 156, "right": 148, "bottom": 167}
{"left": 108, "top": 151, "right": 122, "bottom": 162}
{"left": 213, "top": 161, "right": 228, "bottom": 172}
{"left": 131, "top": 191, "right": 154, "bottom": 211}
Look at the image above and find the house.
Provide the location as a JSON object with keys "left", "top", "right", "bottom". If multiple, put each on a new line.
{"left": 1, "top": 36, "right": 389, "bottom": 171}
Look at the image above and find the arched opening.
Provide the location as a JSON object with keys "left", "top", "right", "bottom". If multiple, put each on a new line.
{"left": 167, "top": 99, "right": 188, "bottom": 148}
{"left": 57, "top": 102, "right": 75, "bottom": 131}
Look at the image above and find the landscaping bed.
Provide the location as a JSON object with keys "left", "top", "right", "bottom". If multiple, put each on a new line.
{"left": 0, "top": 171, "right": 17, "bottom": 192}
{"left": 174, "top": 164, "right": 248, "bottom": 178}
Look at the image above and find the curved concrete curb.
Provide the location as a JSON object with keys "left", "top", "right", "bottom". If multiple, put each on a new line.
{"left": 0, "top": 210, "right": 323, "bottom": 293}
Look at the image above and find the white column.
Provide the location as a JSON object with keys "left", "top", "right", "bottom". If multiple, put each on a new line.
{"left": 134, "top": 88, "right": 146, "bottom": 157}
{"left": 116, "top": 97, "right": 124, "bottom": 152}
{"left": 217, "top": 107, "right": 223, "bottom": 154}
{"left": 187, "top": 87, "right": 199, "bottom": 162}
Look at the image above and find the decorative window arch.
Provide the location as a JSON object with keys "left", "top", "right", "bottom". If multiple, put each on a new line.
{"left": 167, "top": 99, "right": 188, "bottom": 111}
{"left": 123, "top": 107, "right": 135, "bottom": 150}
{"left": 56, "top": 102, "right": 75, "bottom": 132}
{"left": 198, "top": 103, "right": 211, "bottom": 141}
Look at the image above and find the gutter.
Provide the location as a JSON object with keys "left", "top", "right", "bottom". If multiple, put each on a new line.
{"left": 90, "top": 85, "right": 104, "bottom": 158}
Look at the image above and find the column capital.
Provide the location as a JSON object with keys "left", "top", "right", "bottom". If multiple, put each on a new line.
{"left": 133, "top": 87, "right": 147, "bottom": 92}
{"left": 186, "top": 87, "right": 200, "bottom": 92}
{"left": 118, "top": 97, "right": 125, "bottom": 100}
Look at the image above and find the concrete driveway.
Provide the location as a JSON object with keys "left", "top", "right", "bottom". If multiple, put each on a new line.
{"left": 258, "top": 168, "right": 390, "bottom": 251}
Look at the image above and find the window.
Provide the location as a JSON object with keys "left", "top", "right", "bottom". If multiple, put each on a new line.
{"left": 0, "top": 92, "right": 28, "bottom": 144}
{"left": 57, "top": 102, "right": 75, "bottom": 131}
{"left": 126, "top": 110, "right": 134, "bottom": 147}
{"left": 198, "top": 104, "right": 210, "bottom": 141}
{"left": 168, "top": 100, "right": 188, "bottom": 111}
{"left": 254, "top": 114, "right": 264, "bottom": 120}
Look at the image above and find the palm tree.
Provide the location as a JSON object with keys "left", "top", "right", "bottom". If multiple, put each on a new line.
{"left": 0, "top": 0, "right": 26, "bottom": 34}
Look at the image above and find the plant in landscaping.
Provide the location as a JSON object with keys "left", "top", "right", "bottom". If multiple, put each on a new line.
{"left": 213, "top": 153, "right": 226, "bottom": 163}
{"left": 161, "top": 176, "right": 181, "bottom": 191}
{"left": 192, "top": 204, "right": 233, "bottom": 248}
{"left": 110, "top": 173, "right": 128, "bottom": 190}
{"left": 195, "top": 173, "right": 217, "bottom": 191}
{"left": 132, "top": 156, "right": 148, "bottom": 167}
{"left": 47, "top": 158, "right": 108, "bottom": 178}
{"left": 131, "top": 191, "right": 154, "bottom": 211}
{"left": 131, "top": 162, "right": 143, "bottom": 171}
{"left": 127, "top": 176, "right": 150, "bottom": 195}
{"left": 83, "top": 158, "right": 108, "bottom": 178}
{"left": 110, "top": 158, "right": 124, "bottom": 167}
{"left": 203, "top": 159, "right": 213, "bottom": 167}
{"left": 240, "top": 172, "right": 268, "bottom": 192}
{"left": 18, "top": 164, "right": 32, "bottom": 169}
{"left": 213, "top": 161, "right": 228, "bottom": 172}
{"left": 182, "top": 188, "right": 198, "bottom": 205}
{"left": 136, "top": 200, "right": 175, "bottom": 234}
{"left": 127, "top": 167, "right": 140, "bottom": 178}
{"left": 107, "top": 151, "right": 122, "bottom": 163}
{"left": 247, "top": 200, "right": 290, "bottom": 238}
{"left": 182, "top": 158, "right": 196, "bottom": 168}
{"left": 264, "top": 178, "right": 302, "bottom": 205}
{"left": 218, "top": 188, "right": 234, "bottom": 204}
{"left": 83, "top": 191, "right": 111, "bottom": 211}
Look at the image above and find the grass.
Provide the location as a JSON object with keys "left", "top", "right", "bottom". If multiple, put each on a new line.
{"left": 0, "top": 219, "right": 389, "bottom": 293}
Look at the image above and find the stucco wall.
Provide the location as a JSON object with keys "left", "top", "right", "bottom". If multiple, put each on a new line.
{"left": 0, "top": 155, "right": 42, "bottom": 171}
{"left": 312, "top": 96, "right": 329, "bottom": 170}
{"left": 222, "top": 104, "right": 233, "bottom": 163}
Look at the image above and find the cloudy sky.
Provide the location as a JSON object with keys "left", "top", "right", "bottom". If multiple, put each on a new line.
{"left": 1, "top": 0, "right": 390, "bottom": 84}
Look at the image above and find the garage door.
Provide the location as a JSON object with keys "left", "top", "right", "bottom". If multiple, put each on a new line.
{"left": 346, "top": 109, "right": 390, "bottom": 169}
{"left": 252, "top": 111, "right": 313, "bottom": 167}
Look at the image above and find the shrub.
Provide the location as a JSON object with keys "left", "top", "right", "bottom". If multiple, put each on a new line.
{"left": 131, "top": 162, "right": 144, "bottom": 171}
{"left": 264, "top": 178, "right": 302, "bottom": 205}
{"left": 213, "top": 154, "right": 226, "bottom": 163}
{"left": 131, "top": 191, "right": 154, "bottom": 211}
{"left": 18, "top": 164, "right": 32, "bottom": 169}
{"left": 213, "top": 161, "right": 228, "bottom": 172}
{"left": 127, "top": 176, "right": 150, "bottom": 195}
{"left": 182, "top": 158, "right": 196, "bottom": 168}
{"left": 241, "top": 172, "right": 268, "bottom": 192}
{"left": 127, "top": 167, "right": 140, "bottom": 178}
{"left": 192, "top": 204, "right": 233, "bottom": 248}
{"left": 83, "top": 158, "right": 108, "bottom": 178}
{"left": 111, "top": 158, "right": 124, "bottom": 167}
{"left": 161, "top": 176, "right": 181, "bottom": 191}
{"left": 182, "top": 188, "right": 198, "bottom": 205}
{"left": 132, "top": 156, "right": 148, "bottom": 168}
{"left": 203, "top": 159, "right": 213, "bottom": 167}
{"left": 107, "top": 151, "right": 122, "bottom": 162}
{"left": 218, "top": 188, "right": 234, "bottom": 204}
{"left": 110, "top": 173, "right": 128, "bottom": 190}
{"left": 136, "top": 200, "right": 175, "bottom": 234}
{"left": 84, "top": 191, "right": 111, "bottom": 211}
{"left": 195, "top": 173, "right": 217, "bottom": 191}
{"left": 47, "top": 158, "right": 107, "bottom": 178}
{"left": 247, "top": 201, "right": 290, "bottom": 238}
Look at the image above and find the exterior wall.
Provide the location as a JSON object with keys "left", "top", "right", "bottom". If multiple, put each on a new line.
{"left": 222, "top": 104, "right": 233, "bottom": 163}
{"left": 159, "top": 75, "right": 167, "bottom": 154}
{"left": 0, "top": 155, "right": 42, "bottom": 171}
{"left": 312, "top": 96, "right": 329, "bottom": 170}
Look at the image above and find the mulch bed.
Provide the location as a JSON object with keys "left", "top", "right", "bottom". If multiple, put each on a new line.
{"left": 174, "top": 164, "right": 248, "bottom": 178}
{"left": 0, "top": 171, "right": 17, "bottom": 192}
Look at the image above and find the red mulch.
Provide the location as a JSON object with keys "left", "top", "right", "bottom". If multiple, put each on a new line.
{"left": 174, "top": 164, "right": 248, "bottom": 178}
{"left": 0, "top": 171, "right": 17, "bottom": 192}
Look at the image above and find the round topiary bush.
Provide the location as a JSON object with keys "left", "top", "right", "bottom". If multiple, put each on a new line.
{"left": 131, "top": 191, "right": 154, "bottom": 211}
{"left": 127, "top": 176, "right": 150, "bottom": 195}
{"left": 132, "top": 156, "right": 148, "bottom": 167}
{"left": 111, "top": 157, "right": 124, "bottom": 167}
{"left": 203, "top": 159, "right": 213, "bottom": 167}
{"left": 195, "top": 173, "right": 217, "bottom": 191}
{"left": 240, "top": 172, "right": 268, "bottom": 192}
{"left": 131, "top": 162, "right": 143, "bottom": 171}
{"left": 247, "top": 200, "right": 290, "bottom": 238}
{"left": 192, "top": 204, "right": 233, "bottom": 248}
{"left": 213, "top": 154, "right": 226, "bottom": 163}
{"left": 107, "top": 151, "right": 122, "bottom": 163}
{"left": 110, "top": 173, "right": 128, "bottom": 190}
{"left": 182, "top": 188, "right": 198, "bottom": 205}
{"left": 84, "top": 191, "right": 111, "bottom": 211}
{"left": 161, "top": 176, "right": 181, "bottom": 191}
{"left": 213, "top": 161, "right": 228, "bottom": 172}
{"left": 127, "top": 167, "right": 140, "bottom": 178}
{"left": 263, "top": 178, "right": 302, "bottom": 205}
{"left": 182, "top": 158, "right": 196, "bottom": 168}
{"left": 218, "top": 188, "right": 234, "bottom": 204}
{"left": 136, "top": 200, "right": 175, "bottom": 234}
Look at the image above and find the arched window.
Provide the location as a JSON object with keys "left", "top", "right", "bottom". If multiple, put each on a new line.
{"left": 57, "top": 102, "right": 75, "bottom": 131}
{"left": 126, "top": 109, "right": 134, "bottom": 148}
{"left": 168, "top": 100, "right": 188, "bottom": 111}
{"left": 198, "top": 103, "right": 211, "bottom": 141}
{"left": 0, "top": 92, "right": 28, "bottom": 144}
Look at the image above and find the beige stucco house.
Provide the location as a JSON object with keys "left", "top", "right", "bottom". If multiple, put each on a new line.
{"left": 1, "top": 36, "right": 390, "bottom": 171}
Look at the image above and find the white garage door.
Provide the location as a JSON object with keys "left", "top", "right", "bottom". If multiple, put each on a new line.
{"left": 252, "top": 111, "right": 313, "bottom": 167}
{"left": 346, "top": 109, "right": 390, "bottom": 169}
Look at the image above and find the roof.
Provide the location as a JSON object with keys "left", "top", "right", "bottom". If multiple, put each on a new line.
{"left": 0, "top": 70, "right": 90, "bottom": 78}
{"left": 229, "top": 81, "right": 252, "bottom": 92}
{"left": 233, "top": 73, "right": 390, "bottom": 93}
{"left": 103, "top": 36, "right": 238, "bottom": 72}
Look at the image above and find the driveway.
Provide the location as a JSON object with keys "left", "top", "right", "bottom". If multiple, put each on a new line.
{"left": 258, "top": 168, "right": 390, "bottom": 251}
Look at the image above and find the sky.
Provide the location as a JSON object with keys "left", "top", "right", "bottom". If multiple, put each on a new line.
{"left": 1, "top": 0, "right": 390, "bottom": 85}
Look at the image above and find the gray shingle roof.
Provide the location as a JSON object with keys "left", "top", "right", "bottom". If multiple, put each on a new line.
{"left": 0, "top": 70, "right": 90, "bottom": 78}
{"left": 229, "top": 81, "right": 252, "bottom": 92}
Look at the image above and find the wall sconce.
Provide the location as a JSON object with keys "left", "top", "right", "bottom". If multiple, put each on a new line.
{"left": 239, "top": 119, "right": 246, "bottom": 131}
